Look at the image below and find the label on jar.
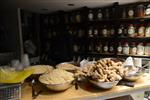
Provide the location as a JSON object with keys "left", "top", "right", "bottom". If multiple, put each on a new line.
{"left": 104, "top": 46, "right": 108, "bottom": 52}
{"left": 138, "top": 26, "right": 145, "bottom": 36}
{"left": 128, "top": 27, "right": 135, "bottom": 36}
{"left": 88, "top": 13, "right": 93, "bottom": 21}
{"left": 117, "top": 46, "right": 122, "bottom": 53}
{"left": 97, "top": 13, "right": 102, "bottom": 20}
{"left": 123, "top": 47, "right": 129, "bottom": 55}
{"left": 94, "top": 29, "right": 98, "bottom": 36}
{"left": 102, "top": 29, "right": 107, "bottom": 37}
{"left": 110, "top": 46, "right": 114, "bottom": 52}
{"left": 128, "top": 9, "right": 134, "bottom": 17}
{"left": 118, "top": 28, "right": 123, "bottom": 34}
{"left": 145, "top": 26, "right": 150, "bottom": 37}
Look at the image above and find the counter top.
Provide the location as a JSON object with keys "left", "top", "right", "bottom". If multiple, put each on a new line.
{"left": 22, "top": 74, "right": 150, "bottom": 100}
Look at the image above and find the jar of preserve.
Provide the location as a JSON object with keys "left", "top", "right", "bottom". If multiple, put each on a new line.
{"left": 97, "top": 9, "right": 103, "bottom": 20}
{"left": 118, "top": 25, "right": 124, "bottom": 37}
{"left": 145, "top": 4, "right": 150, "bottom": 16}
{"left": 88, "top": 10, "right": 94, "bottom": 21}
{"left": 103, "top": 43, "right": 108, "bottom": 53}
{"left": 102, "top": 26, "right": 108, "bottom": 37}
{"left": 109, "top": 44, "right": 114, "bottom": 53}
{"left": 110, "top": 27, "right": 115, "bottom": 36}
{"left": 123, "top": 42, "right": 129, "bottom": 55}
{"left": 137, "top": 43, "right": 144, "bottom": 55}
{"left": 76, "top": 12, "right": 81, "bottom": 23}
{"left": 88, "top": 27, "right": 93, "bottom": 37}
{"left": 94, "top": 28, "right": 98, "bottom": 37}
{"left": 117, "top": 42, "right": 122, "bottom": 54}
{"left": 136, "top": 4, "right": 145, "bottom": 17}
{"left": 130, "top": 42, "right": 137, "bottom": 55}
{"left": 128, "top": 7, "right": 134, "bottom": 18}
{"left": 145, "top": 24, "right": 150, "bottom": 37}
{"left": 144, "top": 43, "right": 150, "bottom": 55}
{"left": 138, "top": 25, "right": 145, "bottom": 37}
{"left": 128, "top": 24, "right": 135, "bottom": 37}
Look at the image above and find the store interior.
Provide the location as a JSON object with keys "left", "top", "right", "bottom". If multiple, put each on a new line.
{"left": 0, "top": 0, "right": 150, "bottom": 100}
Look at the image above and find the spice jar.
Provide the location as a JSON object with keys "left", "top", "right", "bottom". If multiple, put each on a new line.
{"left": 88, "top": 10, "right": 94, "bottom": 21}
{"left": 76, "top": 12, "right": 81, "bottom": 23}
{"left": 97, "top": 9, "right": 103, "bottom": 20}
{"left": 145, "top": 24, "right": 150, "bottom": 37}
{"left": 123, "top": 42, "right": 129, "bottom": 55}
{"left": 130, "top": 42, "right": 137, "bottom": 55}
{"left": 96, "top": 42, "right": 102, "bottom": 53}
{"left": 138, "top": 25, "right": 145, "bottom": 37}
{"left": 145, "top": 4, "right": 150, "bottom": 16}
{"left": 144, "top": 43, "right": 150, "bottom": 55}
{"left": 128, "top": 7, "right": 134, "bottom": 18}
{"left": 128, "top": 24, "right": 135, "bottom": 37}
{"left": 109, "top": 43, "right": 114, "bottom": 53}
{"left": 136, "top": 4, "right": 145, "bottom": 17}
{"left": 137, "top": 43, "right": 144, "bottom": 55}
{"left": 117, "top": 42, "right": 122, "bottom": 54}
{"left": 103, "top": 42, "right": 108, "bottom": 53}
{"left": 102, "top": 25, "right": 108, "bottom": 37}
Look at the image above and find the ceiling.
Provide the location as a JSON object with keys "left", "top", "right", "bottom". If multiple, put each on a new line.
{"left": 1, "top": 0, "right": 144, "bottom": 13}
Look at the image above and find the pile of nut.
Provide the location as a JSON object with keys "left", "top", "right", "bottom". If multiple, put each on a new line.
{"left": 76, "top": 58, "right": 124, "bottom": 82}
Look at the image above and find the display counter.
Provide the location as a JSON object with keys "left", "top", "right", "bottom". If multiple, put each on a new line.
{"left": 22, "top": 74, "right": 150, "bottom": 100}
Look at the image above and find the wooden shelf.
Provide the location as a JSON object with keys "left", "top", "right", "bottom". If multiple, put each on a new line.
{"left": 117, "top": 54, "right": 150, "bottom": 58}
{"left": 117, "top": 37, "right": 150, "bottom": 42}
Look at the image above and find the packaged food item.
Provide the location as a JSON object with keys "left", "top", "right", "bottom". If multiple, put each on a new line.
{"left": 128, "top": 7, "right": 134, "bottom": 18}
{"left": 145, "top": 24, "right": 150, "bottom": 37}
{"left": 117, "top": 42, "right": 122, "bottom": 54}
{"left": 110, "top": 25, "right": 115, "bottom": 36}
{"left": 130, "top": 42, "right": 137, "bottom": 55}
{"left": 118, "top": 25, "right": 124, "bottom": 37}
{"left": 97, "top": 9, "right": 103, "bottom": 20}
{"left": 144, "top": 43, "right": 150, "bottom": 55}
{"left": 105, "top": 9, "right": 109, "bottom": 19}
{"left": 103, "top": 42, "right": 108, "bottom": 53}
{"left": 109, "top": 43, "right": 114, "bottom": 53}
{"left": 122, "top": 8, "right": 126, "bottom": 18}
{"left": 96, "top": 42, "right": 102, "bottom": 53}
{"left": 94, "top": 28, "right": 98, "bottom": 37}
{"left": 145, "top": 4, "right": 150, "bottom": 16}
{"left": 138, "top": 25, "right": 145, "bottom": 37}
{"left": 128, "top": 24, "right": 135, "bottom": 37}
{"left": 76, "top": 11, "right": 81, "bottom": 23}
{"left": 102, "top": 25, "right": 108, "bottom": 37}
{"left": 88, "top": 10, "right": 94, "bottom": 21}
{"left": 137, "top": 43, "right": 144, "bottom": 55}
{"left": 136, "top": 4, "right": 145, "bottom": 17}
{"left": 123, "top": 42, "right": 129, "bottom": 55}
{"left": 88, "top": 27, "right": 93, "bottom": 37}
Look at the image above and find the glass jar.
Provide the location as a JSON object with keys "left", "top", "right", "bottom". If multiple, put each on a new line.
{"left": 118, "top": 25, "right": 124, "bottom": 37}
{"left": 78, "top": 29, "right": 83, "bottom": 38}
{"left": 76, "top": 12, "right": 81, "bottom": 23}
{"left": 105, "top": 9, "right": 109, "bottom": 19}
{"left": 138, "top": 25, "right": 145, "bottom": 37}
{"left": 94, "top": 28, "right": 98, "bottom": 37}
{"left": 88, "top": 10, "right": 94, "bottom": 21}
{"left": 102, "top": 26, "right": 108, "bottom": 37}
{"left": 136, "top": 4, "right": 145, "bottom": 17}
{"left": 128, "top": 24, "right": 135, "bottom": 37}
{"left": 130, "top": 42, "right": 137, "bottom": 55}
{"left": 73, "top": 44, "right": 78, "bottom": 52}
{"left": 97, "top": 9, "right": 103, "bottom": 20}
{"left": 145, "top": 24, "right": 150, "bottom": 37}
{"left": 109, "top": 44, "right": 114, "bottom": 53}
{"left": 122, "top": 8, "right": 126, "bottom": 18}
{"left": 103, "top": 43, "right": 108, "bottom": 53}
{"left": 96, "top": 42, "right": 102, "bottom": 53}
{"left": 137, "top": 43, "right": 144, "bottom": 55}
{"left": 144, "top": 43, "right": 150, "bottom": 55}
{"left": 145, "top": 4, "right": 150, "bottom": 16}
{"left": 110, "top": 27, "right": 115, "bottom": 36}
{"left": 88, "top": 27, "right": 93, "bottom": 37}
{"left": 117, "top": 42, "right": 122, "bottom": 54}
{"left": 128, "top": 7, "right": 134, "bottom": 18}
{"left": 123, "top": 42, "right": 129, "bottom": 55}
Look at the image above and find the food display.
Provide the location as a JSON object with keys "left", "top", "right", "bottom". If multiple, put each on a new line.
{"left": 24, "top": 65, "right": 54, "bottom": 74}
{"left": 77, "top": 58, "right": 124, "bottom": 82}
{"left": 56, "top": 63, "right": 79, "bottom": 71}
{"left": 39, "top": 69, "right": 74, "bottom": 84}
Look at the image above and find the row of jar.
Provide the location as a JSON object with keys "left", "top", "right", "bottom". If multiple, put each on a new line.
{"left": 73, "top": 42, "right": 150, "bottom": 56}
{"left": 117, "top": 42, "right": 150, "bottom": 55}
{"left": 86, "top": 24, "right": 150, "bottom": 37}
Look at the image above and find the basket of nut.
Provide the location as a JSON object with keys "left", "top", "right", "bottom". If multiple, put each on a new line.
{"left": 76, "top": 58, "right": 124, "bottom": 89}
